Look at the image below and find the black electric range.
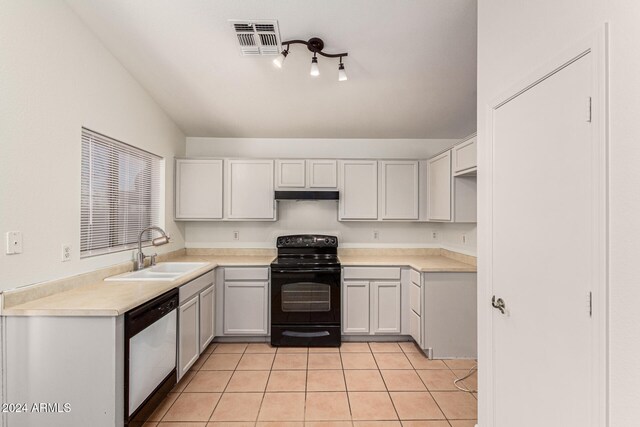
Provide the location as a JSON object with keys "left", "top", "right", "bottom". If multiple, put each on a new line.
{"left": 270, "top": 235, "right": 341, "bottom": 347}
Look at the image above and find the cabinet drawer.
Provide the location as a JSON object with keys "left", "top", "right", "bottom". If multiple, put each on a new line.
{"left": 410, "top": 269, "right": 421, "bottom": 286}
{"left": 409, "top": 309, "right": 421, "bottom": 346}
{"left": 179, "top": 271, "right": 215, "bottom": 303}
{"left": 343, "top": 267, "right": 401, "bottom": 280}
{"left": 224, "top": 267, "right": 269, "bottom": 281}
{"left": 410, "top": 282, "right": 421, "bottom": 316}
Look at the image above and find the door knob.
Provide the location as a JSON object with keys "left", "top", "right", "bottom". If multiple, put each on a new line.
{"left": 492, "top": 295, "right": 506, "bottom": 314}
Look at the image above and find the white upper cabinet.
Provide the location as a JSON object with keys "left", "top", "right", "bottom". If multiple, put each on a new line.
{"left": 339, "top": 160, "right": 378, "bottom": 220}
{"left": 225, "top": 159, "right": 275, "bottom": 220}
{"left": 427, "top": 151, "right": 452, "bottom": 221}
{"left": 307, "top": 159, "right": 337, "bottom": 188}
{"left": 175, "top": 159, "right": 223, "bottom": 220}
{"left": 452, "top": 135, "right": 477, "bottom": 176}
{"left": 276, "top": 160, "right": 306, "bottom": 188}
{"left": 380, "top": 160, "right": 419, "bottom": 220}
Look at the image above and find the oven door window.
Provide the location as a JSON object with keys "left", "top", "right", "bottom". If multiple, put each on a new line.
{"left": 282, "top": 282, "right": 331, "bottom": 312}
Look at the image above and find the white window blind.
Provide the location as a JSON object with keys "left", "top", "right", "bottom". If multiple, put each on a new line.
{"left": 81, "top": 128, "right": 162, "bottom": 258}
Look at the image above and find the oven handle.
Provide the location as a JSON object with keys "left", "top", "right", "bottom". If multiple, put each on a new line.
{"left": 282, "top": 330, "right": 331, "bottom": 338}
{"left": 271, "top": 268, "right": 341, "bottom": 274}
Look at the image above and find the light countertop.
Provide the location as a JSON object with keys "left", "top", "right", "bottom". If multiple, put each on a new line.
{"left": 339, "top": 254, "right": 476, "bottom": 272}
{"left": 1, "top": 255, "right": 274, "bottom": 317}
{"left": 2, "top": 250, "right": 474, "bottom": 317}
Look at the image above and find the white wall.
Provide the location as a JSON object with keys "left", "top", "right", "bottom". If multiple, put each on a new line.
{"left": 185, "top": 137, "right": 476, "bottom": 253}
{"left": 478, "top": 0, "right": 640, "bottom": 424}
{"left": 0, "top": 0, "right": 186, "bottom": 291}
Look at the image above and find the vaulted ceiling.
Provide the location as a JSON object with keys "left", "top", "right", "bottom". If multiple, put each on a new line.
{"left": 66, "top": 0, "right": 477, "bottom": 138}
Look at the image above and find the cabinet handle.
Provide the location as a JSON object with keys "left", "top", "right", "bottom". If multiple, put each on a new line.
{"left": 491, "top": 295, "right": 506, "bottom": 314}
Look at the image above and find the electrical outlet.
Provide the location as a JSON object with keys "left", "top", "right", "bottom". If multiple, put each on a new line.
{"left": 431, "top": 231, "right": 438, "bottom": 240}
{"left": 61, "top": 244, "right": 72, "bottom": 262}
{"left": 462, "top": 234, "right": 467, "bottom": 245}
{"left": 373, "top": 230, "right": 379, "bottom": 240}
{"left": 233, "top": 231, "right": 239, "bottom": 241}
{"left": 5, "top": 231, "right": 23, "bottom": 255}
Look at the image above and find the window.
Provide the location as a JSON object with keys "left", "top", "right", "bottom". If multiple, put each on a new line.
{"left": 81, "top": 128, "right": 162, "bottom": 258}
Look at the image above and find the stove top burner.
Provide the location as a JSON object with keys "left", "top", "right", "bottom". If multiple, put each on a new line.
{"left": 270, "top": 255, "right": 340, "bottom": 269}
{"left": 271, "top": 234, "right": 340, "bottom": 270}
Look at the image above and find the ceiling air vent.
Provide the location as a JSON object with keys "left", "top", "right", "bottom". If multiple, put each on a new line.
{"left": 229, "top": 20, "right": 281, "bottom": 56}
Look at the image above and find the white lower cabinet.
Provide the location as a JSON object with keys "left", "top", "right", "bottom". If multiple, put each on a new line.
{"left": 420, "top": 272, "right": 477, "bottom": 359}
{"left": 178, "top": 295, "right": 199, "bottom": 379}
{"left": 371, "top": 281, "right": 401, "bottom": 334}
{"left": 342, "top": 267, "right": 401, "bottom": 335}
{"left": 343, "top": 281, "right": 371, "bottom": 334}
{"left": 178, "top": 271, "right": 216, "bottom": 380}
{"left": 409, "top": 269, "right": 422, "bottom": 346}
{"left": 223, "top": 267, "right": 270, "bottom": 335}
{"left": 199, "top": 285, "right": 215, "bottom": 352}
{"left": 409, "top": 310, "right": 421, "bottom": 346}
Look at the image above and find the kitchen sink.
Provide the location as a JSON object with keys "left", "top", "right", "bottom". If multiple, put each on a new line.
{"left": 105, "top": 262, "right": 209, "bottom": 282}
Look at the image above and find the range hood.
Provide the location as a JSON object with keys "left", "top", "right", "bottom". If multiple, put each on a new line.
{"left": 275, "top": 191, "right": 339, "bottom": 201}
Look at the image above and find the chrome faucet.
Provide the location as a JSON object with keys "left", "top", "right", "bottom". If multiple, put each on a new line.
{"left": 135, "top": 226, "right": 170, "bottom": 270}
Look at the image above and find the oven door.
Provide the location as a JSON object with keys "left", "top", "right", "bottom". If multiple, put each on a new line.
{"left": 271, "top": 268, "right": 341, "bottom": 325}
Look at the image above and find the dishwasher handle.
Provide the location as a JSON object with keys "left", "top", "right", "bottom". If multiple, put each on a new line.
{"left": 126, "top": 288, "right": 178, "bottom": 339}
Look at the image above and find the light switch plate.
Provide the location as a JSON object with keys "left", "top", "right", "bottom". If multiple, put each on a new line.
{"left": 6, "top": 231, "right": 23, "bottom": 255}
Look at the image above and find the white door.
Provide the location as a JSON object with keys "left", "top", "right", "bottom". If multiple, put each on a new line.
{"left": 339, "top": 160, "right": 378, "bottom": 220}
{"left": 380, "top": 160, "right": 419, "bottom": 220}
{"left": 175, "top": 159, "right": 223, "bottom": 219}
{"left": 199, "top": 285, "right": 215, "bottom": 353}
{"left": 343, "top": 281, "right": 370, "bottom": 334}
{"left": 276, "top": 159, "right": 306, "bottom": 188}
{"left": 178, "top": 296, "right": 199, "bottom": 380}
{"left": 307, "top": 159, "right": 337, "bottom": 188}
{"left": 427, "top": 151, "right": 452, "bottom": 221}
{"left": 223, "top": 281, "right": 269, "bottom": 335}
{"left": 489, "top": 52, "right": 599, "bottom": 427}
{"left": 226, "top": 159, "right": 275, "bottom": 219}
{"left": 371, "top": 281, "right": 401, "bottom": 334}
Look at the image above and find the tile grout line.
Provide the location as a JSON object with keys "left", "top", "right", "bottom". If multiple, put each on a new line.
{"left": 207, "top": 343, "right": 248, "bottom": 423}
{"left": 247, "top": 344, "right": 278, "bottom": 425}
{"left": 372, "top": 342, "right": 403, "bottom": 423}
{"left": 338, "top": 344, "right": 353, "bottom": 424}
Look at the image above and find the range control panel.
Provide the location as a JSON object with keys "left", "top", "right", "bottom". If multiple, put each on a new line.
{"left": 276, "top": 234, "right": 338, "bottom": 248}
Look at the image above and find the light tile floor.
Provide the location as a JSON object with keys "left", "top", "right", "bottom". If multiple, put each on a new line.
{"left": 144, "top": 341, "right": 478, "bottom": 427}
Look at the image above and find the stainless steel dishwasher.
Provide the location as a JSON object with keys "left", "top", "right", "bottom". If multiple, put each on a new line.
{"left": 124, "top": 288, "right": 178, "bottom": 425}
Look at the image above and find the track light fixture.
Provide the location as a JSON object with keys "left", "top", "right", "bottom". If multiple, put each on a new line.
{"left": 310, "top": 53, "right": 320, "bottom": 77}
{"left": 273, "top": 37, "right": 348, "bottom": 82}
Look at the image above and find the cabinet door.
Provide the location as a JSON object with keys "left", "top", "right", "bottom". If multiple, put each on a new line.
{"left": 343, "top": 281, "right": 370, "bottom": 334}
{"left": 452, "top": 136, "right": 477, "bottom": 175}
{"left": 307, "top": 160, "right": 337, "bottom": 188}
{"left": 276, "top": 160, "right": 305, "bottom": 188}
{"left": 339, "top": 160, "right": 378, "bottom": 220}
{"left": 199, "top": 285, "right": 215, "bottom": 353}
{"left": 178, "top": 296, "right": 199, "bottom": 380}
{"left": 371, "top": 281, "right": 401, "bottom": 334}
{"left": 409, "top": 310, "right": 421, "bottom": 347}
{"left": 224, "top": 281, "right": 268, "bottom": 335}
{"left": 226, "top": 160, "right": 275, "bottom": 219}
{"left": 427, "top": 151, "right": 452, "bottom": 221}
{"left": 175, "top": 159, "right": 223, "bottom": 219}
{"left": 380, "top": 160, "right": 419, "bottom": 220}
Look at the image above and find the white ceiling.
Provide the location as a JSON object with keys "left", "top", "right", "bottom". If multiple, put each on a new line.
{"left": 66, "top": 0, "right": 477, "bottom": 139}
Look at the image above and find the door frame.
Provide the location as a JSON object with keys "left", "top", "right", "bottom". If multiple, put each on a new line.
{"left": 478, "top": 26, "right": 609, "bottom": 427}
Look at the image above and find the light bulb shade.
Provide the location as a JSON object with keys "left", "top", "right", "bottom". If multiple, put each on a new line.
{"left": 310, "top": 57, "right": 320, "bottom": 77}
{"left": 273, "top": 50, "right": 288, "bottom": 68}
{"left": 338, "top": 63, "right": 347, "bottom": 81}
